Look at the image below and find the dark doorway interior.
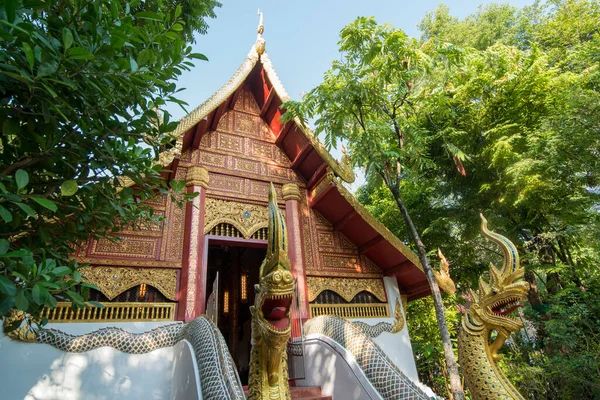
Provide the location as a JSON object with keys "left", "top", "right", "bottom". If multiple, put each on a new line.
{"left": 205, "top": 244, "right": 266, "bottom": 385}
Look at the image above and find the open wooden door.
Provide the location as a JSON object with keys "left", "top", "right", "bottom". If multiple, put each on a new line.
{"left": 206, "top": 272, "right": 219, "bottom": 325}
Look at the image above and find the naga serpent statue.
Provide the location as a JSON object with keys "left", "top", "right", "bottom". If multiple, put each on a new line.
{"left": 247, "top": 183, "right": 294, "bottom": 400}
{"left": 458, "top": 215, "right": 530, "bottom": 400}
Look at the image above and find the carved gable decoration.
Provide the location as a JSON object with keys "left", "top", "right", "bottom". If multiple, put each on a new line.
{"left": 204, "top": 198, "right": 269, "bottom": 239}
{"left": 81, "top": 267, "right": 177, "bottom": 300}
{"left": 307, "top": 277, "right": 387, "bottom": 303}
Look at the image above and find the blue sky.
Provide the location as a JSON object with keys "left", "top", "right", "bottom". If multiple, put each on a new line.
{"left": 167, "top": 1, "right": 534, "bottom": 188}
{"left": 169, "top": 0, "right": 534, "bottom": 120}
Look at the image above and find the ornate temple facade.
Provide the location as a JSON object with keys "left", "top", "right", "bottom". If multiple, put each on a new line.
{"left": 51, "top": 25, "right": 432, "bottom": 374}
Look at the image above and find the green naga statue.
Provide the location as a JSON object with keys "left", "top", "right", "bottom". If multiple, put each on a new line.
{"left": 247, "top": 183, "right": 294, "bottom": 400}
{"left": 458, "top": 215, "right": 530, "bottom": 400}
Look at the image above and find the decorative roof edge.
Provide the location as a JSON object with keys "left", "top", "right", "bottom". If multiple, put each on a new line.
{"left": 167, "top": 46, "right": 261, "bottom": 158}
{"left": 332, "top": 178, "right": 423, "bottom": 271}
{"left": 259, "top": 52, "right": 356, "bottom": 184}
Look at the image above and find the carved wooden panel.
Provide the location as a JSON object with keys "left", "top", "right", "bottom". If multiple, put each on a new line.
{"left": 204, "top": 198, "right": 270, "bottom": 239}
{"left": 303, "top": 208, "right": 382, "bottom": 278}
{"left": 306, "top": 277, "right": 387, "bottom": 303}
{"left": 81, "top": 266, "right": 177, "bottom": 300}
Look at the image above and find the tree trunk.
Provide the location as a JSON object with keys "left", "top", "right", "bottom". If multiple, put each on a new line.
{"left": 390, "top": 188, "right": 466, "bottom": 400}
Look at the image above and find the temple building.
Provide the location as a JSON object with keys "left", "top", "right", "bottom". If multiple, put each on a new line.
{"left": 1, "top": 18, "right": 440, "bottom": 400}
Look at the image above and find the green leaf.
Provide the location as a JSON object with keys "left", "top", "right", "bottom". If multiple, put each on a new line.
{"left": 23, "top": 42, "right": 35, "bottom": 71}
{"left": 0, "top": 275, "right": 17, "bottom": 296}
{"left": 15, "top": 291, "right": 29, "bottom": 311}
{"left": 68, "top": 47, "right": 94, "bottom": 60}
{"left": 0, "top": 249, "right": 30, "bottom": 258}
{"left": 62, "top": 28, "right": 73, "bottom": 50}
{"left": 174, "top": 5, "right": 182, "bottom": 18}
{"left": 171, "top": 23, "right": 183, "bottom": 32}
{"left": 32, "top": 284, "right": 49, "bottom": 304}
{"left": 0, "top": 239, "right": 8, "bottom": 255}
{"left": 14, "top": 202, "right": 36, "bottom": 217}
{"left": 37, "top": 60, "right": 59, "bottom": 78}
{"left": 31, "top": 197, "right": 58, "bottom": 212}
{"left": 0, "top": 297, "right": 15, "bottom": 315}
{"left": 46, "top": 295, "right": 57, "bottom": 308}
{"left": 15, "top": 169, "right": 29, "bottom": 190}
{"left": 61, "top": 180, "right": 78, "bottom": 196}
{"left": 190, "top": 53, "right": 208, "bottom": 61}
{"left": 5, "top": 0, "right": 16, "bottom": 23}
{"left": 88, "top": 301, "right": 105, "bottom": 309}
{"left": 51, "top": 266, "right": 72, "bottom": 277}
{"left": 0, "top": 205, "right": 12, "bottom": 223}
{"left": 66, "top": 290, "right": 85, "bottom": 306}
{"left": 130, "top": 56, "right": 138, "bottom": 73}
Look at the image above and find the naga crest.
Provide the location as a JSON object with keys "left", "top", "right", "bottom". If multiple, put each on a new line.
{"left": 463, "top": 215, "right": 530, "bottom": 337}
{"left": 248, "top": 183, "right": 294, "bottom": 399}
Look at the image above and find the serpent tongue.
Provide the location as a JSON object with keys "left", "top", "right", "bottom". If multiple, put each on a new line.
{"left": 267, "top": 307, "right": 286, "bottom": 319}
{"left": 262, "top": 297, "right": 292, "bottom": 330}
{"left": 498, "top": 303, "right": 523, "bottom": 315}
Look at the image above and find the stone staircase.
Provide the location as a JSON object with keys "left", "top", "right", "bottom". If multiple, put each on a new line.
{"left": 242, "top": 385, "right": 331, "bottom": 399}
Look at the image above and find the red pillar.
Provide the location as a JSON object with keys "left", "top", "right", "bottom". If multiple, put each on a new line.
{"left": 178, "top": 166, "right": 209, "bottom": 321}
{"left": 282, "top": 183, "right": 310, "bottom": 320}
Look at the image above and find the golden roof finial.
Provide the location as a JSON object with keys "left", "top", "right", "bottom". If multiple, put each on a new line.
{"left": 255, "top": 9, "right": 266, "bottom": 55}
{"left": 257, "top": 9, "right": 264, "bottom": 35}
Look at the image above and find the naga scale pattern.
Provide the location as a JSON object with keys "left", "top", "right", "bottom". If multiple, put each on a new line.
{"left": 25, "top": 317, "right": 245, "bottom": 400}
{"left": 304, "top": 316, "right": 434, "bottom": 400}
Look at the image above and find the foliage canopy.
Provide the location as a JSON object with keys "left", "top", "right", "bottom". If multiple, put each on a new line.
{"left": 0, "top": 0, "right": 219, "bottom": 325}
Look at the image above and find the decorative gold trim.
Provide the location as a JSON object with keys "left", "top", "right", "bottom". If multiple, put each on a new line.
{"left": 186, "top": 166, "right": 209, "bottom": 188}
{"left": 333, "top": 180, "right": 423, "bottom": 272}
{"left": 42, "top": 302, "right": 175, "bottom": 322}
{"left": 309, "top": 303, "right": 389, "bottom": 319}
{"left": 76, "top": 257, "right": 181, "bottom": 268}
{"left": 391, "top": 298, "right": 405, "bottom": 333}
{"left": 281, "top": 183, "right": 301, "bottom": 201}
{"left": 80, "top": 267, "right": 177, "bottom": 301}
{"left": 3, "top": 310, "right": 36, "bottom": 342}
{"left": 309, "top": 170, "right": 335, "bottom": 200}
{"left": 306, "top": 277, "right": 387, "bottom": 302}
{"left": 204, "top": 198, "right": 269, "bottom": 239}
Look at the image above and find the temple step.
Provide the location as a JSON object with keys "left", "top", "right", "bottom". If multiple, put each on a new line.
{"left": 291, "top": 386, "right": 328, "bottom": 399}
{"left": 242, "top": 385, "right": 328, "bottom": 399}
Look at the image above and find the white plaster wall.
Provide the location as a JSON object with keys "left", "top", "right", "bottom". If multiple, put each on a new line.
{"left": 170, "top": 340, "right": 202, "bottom": 400}
{"left": 0, "top": 322, "right": 178, "bottom": 400}
{"left": 297, "top": 335, "right": 381, "bottom": 400}
{"left": 349, "top": 276, "right": 419, "bottom": 382}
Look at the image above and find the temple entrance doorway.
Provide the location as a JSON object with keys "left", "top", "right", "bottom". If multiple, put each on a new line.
{"left": 205, "top": 242, "right": 266, "bottom": 385}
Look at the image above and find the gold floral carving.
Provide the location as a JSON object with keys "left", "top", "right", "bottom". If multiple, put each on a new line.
{"left": 391, "top": 298, "right": 405, "bottom": 333}
{"left": 80, "top": 267, "right": 177, "bottom": 301}
{"left": 282, "top": 183, "right": 301, "bottom": 202}
{"left": 306, "top": 277, "right": 387, "bottom": 303}
{"left": 309, "top": 171, "right": 335, "bottom": 200}
{"left": 186, "top": 166, "right": 209, "bottom": 188}
{"left": 204, "top": 198, "right": 269, "bottom": 239}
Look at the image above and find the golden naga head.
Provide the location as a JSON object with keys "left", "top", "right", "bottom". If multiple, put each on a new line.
{"left": 252, "top": 183, "right": 294, "bottom": 384}
{"left": 434, "top": 248, "right": 456, "bottom": 295}
{"left": 464, "top": 215, "right": 530, "bottom": 335}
